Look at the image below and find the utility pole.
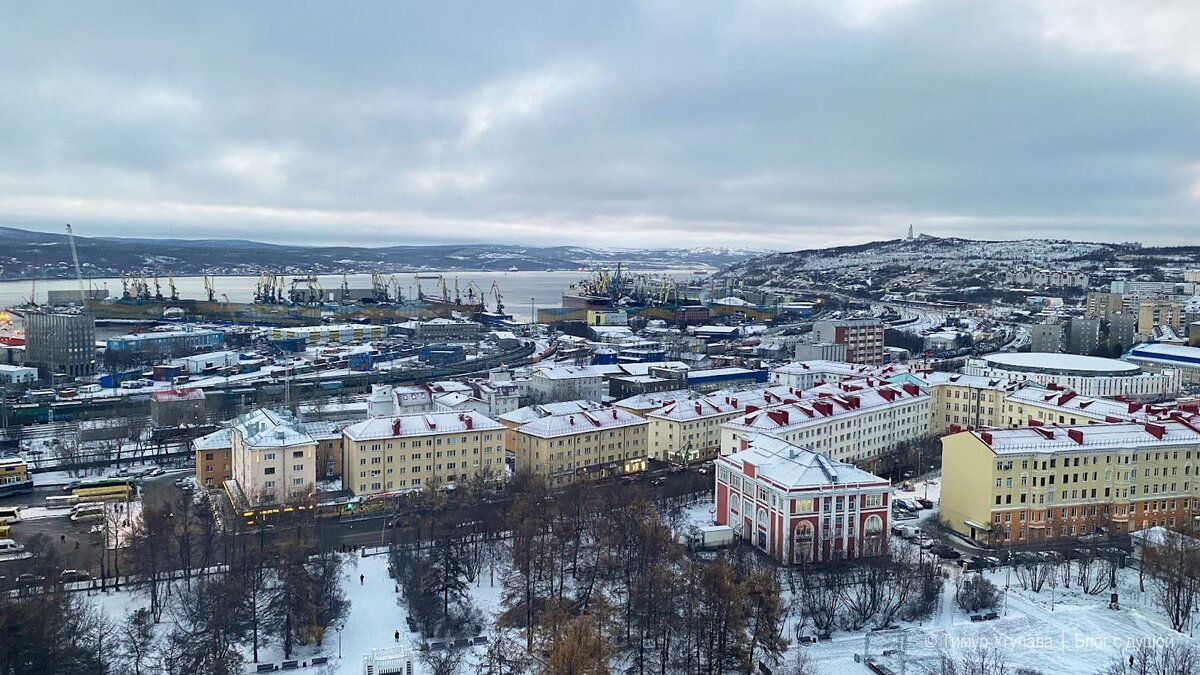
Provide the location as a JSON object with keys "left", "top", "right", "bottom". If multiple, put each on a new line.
{"left": 66, "top": 224, "right": 87, "bottom": 305}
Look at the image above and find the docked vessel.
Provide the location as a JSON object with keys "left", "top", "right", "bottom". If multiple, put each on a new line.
{"left": 78, "top": 271, "right": 492, "bottom": 326}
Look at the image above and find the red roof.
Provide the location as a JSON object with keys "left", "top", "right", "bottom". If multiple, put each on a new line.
{"left": 150, "top": 388, "right": 205, "bottom": 402}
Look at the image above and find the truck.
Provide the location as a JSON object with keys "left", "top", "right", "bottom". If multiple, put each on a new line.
{"left": 689, "top": 525, "right": 736, "bottom": 550}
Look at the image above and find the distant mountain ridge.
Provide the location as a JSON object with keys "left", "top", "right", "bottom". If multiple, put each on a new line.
{"left": 0, "top": 226, "right": 764, "bottom": 280}
{"left": 711, "top": 234, "right": 1193, "bottom": 291}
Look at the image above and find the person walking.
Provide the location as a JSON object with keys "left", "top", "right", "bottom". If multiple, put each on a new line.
{"left": 394, "top": 630, "right": 400, "bottom": 642}
{"left": 360, "top": 573, "right": 365, "bottom": 585}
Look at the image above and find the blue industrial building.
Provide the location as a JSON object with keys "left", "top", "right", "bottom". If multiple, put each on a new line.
{"left": 106, "top": 329, "right": 224, "bottom": 353}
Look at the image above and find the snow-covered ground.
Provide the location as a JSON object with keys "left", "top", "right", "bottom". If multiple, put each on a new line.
{"left": 87, "top": 549, "right": 508, "bottom": 673}
{"left": 791, "top": 563, "right": 1193, "bottom": 675}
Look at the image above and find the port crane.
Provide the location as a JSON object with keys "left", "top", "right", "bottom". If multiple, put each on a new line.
{"left": 65, "top": 224, "right": 86, "bottom": 305}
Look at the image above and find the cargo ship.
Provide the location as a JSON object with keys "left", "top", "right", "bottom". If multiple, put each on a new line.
{"left": 78, "top": 271, "right": 490, "bottom": 326}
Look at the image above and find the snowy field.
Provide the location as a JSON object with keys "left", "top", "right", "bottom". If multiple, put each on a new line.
{"left": 88, "top": 549, "right": 506, "bottom": 674}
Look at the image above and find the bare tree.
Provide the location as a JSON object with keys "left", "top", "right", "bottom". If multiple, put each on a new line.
{"left": 1142, "top": 529, "right": 1200, "bottom": 632}
{"left": 1101, "top": 640, "right": 1200, "bottom": 675}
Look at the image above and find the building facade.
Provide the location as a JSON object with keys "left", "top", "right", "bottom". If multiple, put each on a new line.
{"left": 194, "top": 428, "right": 233, "bottom": 488}
{"left": 230, "top": 410, "right": 317, "bottom": 508}
{"left": 941, "top": 420, "right": 1200, "bottom": 546}
{"left": 720, "top": 383, "right": 930, "bottom": 465}
{"left": 920, "top": 372, "right": 1020, "bottom": 435}
{"left": 527, "top": 366, "right": 605, "bottom": 404}
{"left": 341, "top": 411, "right": 506, "bottom": 495}
{"left": 25, "top": 311, "right": 95, "bottom": 378}
{"left": 1031, "top": 322, "right": 1064, "bottom": 353}
{"left": 813, "top": 319, "right": 885, "bottom": 365}
{"left": 513, "top": 408, "right": 649, "bottom": 486}
{"left": 715, "top": 435, "right": 890, "bottom": 564}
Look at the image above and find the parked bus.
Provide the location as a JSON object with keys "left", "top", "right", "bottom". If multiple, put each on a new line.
{"left": 0, "top": 459, "right": 34, "bottom": 498}
{"left": 73, "top": 477, "right": 134, "bottom": 502}
{"left": 70, "top": 502, "right": 104, "bottom": 515}
{"left": 0, "top": 507, "right": 22, "bottom": 524}
{"left": 44, "top": 495, "right": 79, "bottom": 509}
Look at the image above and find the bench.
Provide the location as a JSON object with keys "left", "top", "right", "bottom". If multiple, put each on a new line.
{"left": 472, "top": 636, "right": 488, "bottom": 645}
{"left": 817, "top": 632, "right": 832, "bottom": 641}
{"left": 281, "top": 661, "right": 298, "bottom": 670}
{"left": 255, "top": 665, "right": 276, "bottom": 673}
{"left": 970, "top": 615, "right": 983, "bottom": 622}
{"left": 984, "top": 612, "right": 999, "bottom": 620}
{"left": 311, "top": 657, "right": 329, "bottom": 665}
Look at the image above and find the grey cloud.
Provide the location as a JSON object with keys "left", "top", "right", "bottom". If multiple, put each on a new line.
{"left": 0, "top": 0, "right": 1197, "bottom": 249}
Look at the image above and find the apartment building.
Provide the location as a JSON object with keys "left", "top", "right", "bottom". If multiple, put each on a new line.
{"left": 527, "top": 366, "right": 604, "bottom": 404}
{"left": 194, "top": 428, "right": 233, "bottom": 488}
{"left": 1004, "top": 269, "right": 1089, "bottom": 289}
{"left": 648, "top": 396, "right": 744, "bottom": 463}
{"left": 1030, "top": 322, "right": 1064, "bottom": 353}
{"left": 1137, "top": 301, "right": 1188, "bottom": 337}
{"left": 715, "top": 435, "right": 890, "bottom": 564}
{"left": 341, "top": 411, "right": 507, "bottom": 496}
{"left": 1000, "top": 386, "right": 1171, "bottom": 428}
{"left": 941, "top": 420, "right": 1200, "bottom": 546}
{"left": 812, "top": 319, "right": 885, "bottom": 365}
{"left": 1086, "top": 292, "right": 1125, "bottom": 321}
{"left": 719, "top": 383, "right": 930, "bottom": 464}
{"left": 920, "top": 372, "right": 1020, "bottom": 435}
{"left": 513, "top": 408, "right": 649, "bottom": 486}
{"left": 230, "top": 410, "right": 317, "bottom": 508}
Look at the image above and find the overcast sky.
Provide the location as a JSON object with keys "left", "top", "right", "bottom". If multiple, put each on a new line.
{"left": 2, "top": 1, "right": 1198, "bottom": 250}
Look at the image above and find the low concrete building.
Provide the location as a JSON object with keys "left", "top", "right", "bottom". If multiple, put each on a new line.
{"left": 150, "top": 388, "right": 207, "bottom": 428}
{"left": 0, "top": 364, "right": 37, "bottom": 385}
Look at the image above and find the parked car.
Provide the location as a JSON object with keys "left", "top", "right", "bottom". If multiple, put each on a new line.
{"left": 933, "top": 545, "right": 962, "bottom": 560}
{"left": 59, "top": 569, "right": 92, "bottom": 583}
{"left": 959, "top": 556, "right": 986, "bottom": 571}
{"left": 14, "top": 573, "right": 44, "bottom": 586}
{"left": 915, "top": 497, "right": 935, "bottom": 509}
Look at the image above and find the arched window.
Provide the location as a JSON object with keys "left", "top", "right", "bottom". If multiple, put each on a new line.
{"left": 757, "top": 508, "right": 768, "bottom": 530}
{"left": 864, "top": 515, "right": 884, "bottom": 533}
{"left": 793, "top": 521, "right": 815, "bottom": 563}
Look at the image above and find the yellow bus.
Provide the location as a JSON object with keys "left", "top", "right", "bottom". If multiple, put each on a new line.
{"left": 73, "top": 478, "right": 134, "bottom": 503}
{"left": 0, "top": 459, "right": 33, "bottom": 498}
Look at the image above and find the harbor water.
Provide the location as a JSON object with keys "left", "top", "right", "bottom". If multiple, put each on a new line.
{"left": 0, "top": 270, "right": 702, "bottom": 324}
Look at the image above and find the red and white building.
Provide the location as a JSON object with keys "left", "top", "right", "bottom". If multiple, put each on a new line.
{"left": 715, "top": 435, "right": 890, "bottom": 564}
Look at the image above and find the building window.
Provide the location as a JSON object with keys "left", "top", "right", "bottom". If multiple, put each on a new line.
{"left": 264, "top": 467, "right": 276, "bottom": 475}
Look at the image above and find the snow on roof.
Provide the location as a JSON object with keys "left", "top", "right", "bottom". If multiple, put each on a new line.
{"left": 688, "top": 367, "right": 761, "bottom": 379}
{"left": 720, "top": 435, "right": 887, "bottom": 490}
{"left": 531, "top": 365, "right": 602, "bottom": 380}
{"left": 516, "top": 407, "right": 647, "bottom": 438}
{"left": 772, "top": 360, "right": 888, "bottom": 377}
{"left": 712, "top": 296, "right": 754, "bottom": 306}
{"left": 648, "top": 396, "right": 742, "bottom": 421}
{"left": 435, "top": 392, "right": 479, "bottom": 407}
{"left": 232, "top": 409, "right": 314, "bottom": 449}
{"left": 110, "top": 328, "right": 221, "bottom": 342}
{"left": 193, "top": 428, "right": 232, "bottom": 451}
{"left": 300, "top": 420, "right": 351, "bottom": 440}
{"left": 1127, "top": 343, "right": 1200, "bottom": 366}
{"left": 613, "top": 389, "right": 697, "bottom": 411}
{"left": 980, "top": 352, "right": 1141, "bottom": 376}
{"left": 591, "top": 361, "right": 690, "bottom": 377}
{"left": 723, "top": 383, "right": 928, "bottom": 433}
{"left": 965, "top": 420, "right": 1200, "bottom": 455}
{"left": 150, "top": 388, "right": 206, "bottom": 402}
{"left": 919, "top": 371, "right": 1022, "bottom": 391}
{"left": 343, "top": 410, "right": 504, "bottom": 441}
{"left": 1004, "top": 385, "right": 1171, "bottom": 421}
{"left": 499, "top": 400, "right": 604, "bottom": 424}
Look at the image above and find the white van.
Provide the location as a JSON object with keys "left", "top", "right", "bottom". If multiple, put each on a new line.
{"left": 79, "top": 384, "right": 102, "bottom": 394}
{"left": 0, "top": 538, "right": 23, "bottom": 554}
{"left": 0, "top": 507, "right": 21, "bottom": 524}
